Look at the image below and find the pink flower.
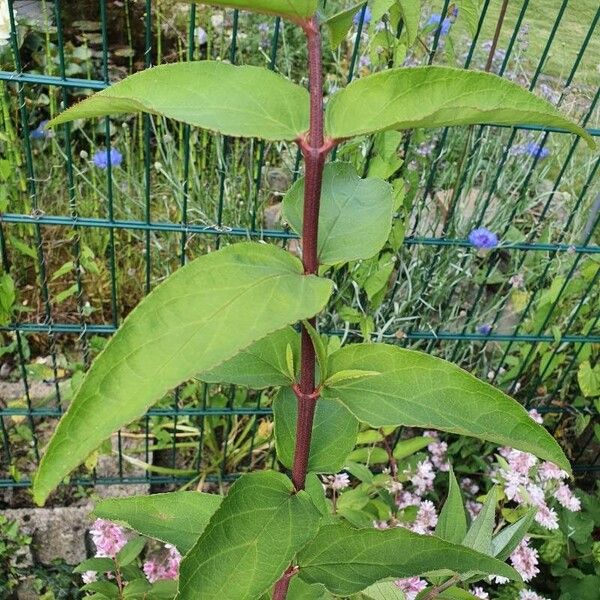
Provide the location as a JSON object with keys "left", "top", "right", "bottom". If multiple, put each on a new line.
{"left": 471, "top": 587, "right": 489, "bottom": 599}
{"left": 397, "top": 490, "right": 422, "bottom": 509}
{"left": 554, "top": 483, "right": 581, "bottom": 511}
{"left": 373, "top": 520, "right": 390, "bottom": 530}
{"left": 322, "top": 473, "right": 350, "bottom": 491}
{"left": 460, "top": 477, "right": 479, "bottom": 495}
{"left": 143, "top": 544, "right": 181, "bottom": 583}
{"left": 535, "top": 502, "right": 559, "bottom": 530}
{"left": 466, "top": 500, "right": 482, "bottom": 520}
{"left": 528, "top": 409, "right": 543, "bottom": 424}
{"left": 81, "top": 571, "right": 97, "bottom": 584}
{"left": 394, "top": 577, "right": 428, "bottom": 600}
{"left": 519, "top": 591, "right": 550, "bottom": 600}
{"left": 407, "top": 459, "right": 436, "bottom": 494}
{"left": 411, "top": 500, "right": 438, "bottom": 534}
{"left": 89, "top": 519, "right": 128, "bottom": 558}
{"left": 538, "top": 462, "right": 568, "bottom": 482}
{"left": 510, "top": 538, "right": 539, "bottom": 582}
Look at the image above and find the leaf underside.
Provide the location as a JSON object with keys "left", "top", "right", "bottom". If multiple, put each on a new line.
{"left": 323, "top": 343, "right": 570, "bottom": 473}
{"left": 325, "top": 66, "right": 594, "bottom": 147}
{"left": 33, "top": 243, "right": 333, "bottom": 505}
{"left": 178, "top": 471, "right": 321, "bottom": 600}
{"left": 297, "top": 523, "right": 519, "bottom": 595}
{"left": 93, "top": 491, "right": 222, "bottom": 554}
{"left": 49, "top": 62, "right": 310, "bottom": 141}
{"left": 195, "top": 0, "right": 317, "bottom": 21}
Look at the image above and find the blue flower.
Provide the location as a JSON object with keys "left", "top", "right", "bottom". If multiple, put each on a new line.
{"left": 468, "top": 227, "right": 498, "bottom": 250}
{"left": 30, "top": 120, "right": 52, "bottom": 140}
{"left": 353, "top": 6, "right": 371, "bottom": 26}
{"left": 92, "top": 148, "right": 123, "bottom": 169}
{"left": 510, "top": 142, "right": 550, "bottom": 159}
{"left": 478, "top": 324, "right": 492, "bottom": 335}
{"left": 427, "top": 13, "right": 452, "bottom": 36}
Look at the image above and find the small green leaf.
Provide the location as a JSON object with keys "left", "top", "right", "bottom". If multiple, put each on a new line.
{"left": 325, "top": 67, "right": 594, "bottom": 147}
{"left": 455, "top": 0, "right": 481, "bottom": 35}
{"left": 324, "top": 369, "right": 379, "bottom": 387}
{"left": 73, "top": 557, "right": 115, "bottom": 573}
{"left": 283, "top": 163, "right": 394, "bottom": 265}
{"left": 274, "top": 387, "right": 358, "bottom": 473}
{"left": 178, "top": 471, "right": 321, "bottom": 600}
{"left": 195, "top": 0, "right": 317, "bottom": 21}
{"left": 324, "top": 3, "right": 365, "bottom": 49}
{"left": 199, "top": 327, "right": 300, "bottom": 389}
{"left": 49, "top": 62, "right": 309, "bottom": 141}
{"left": 303, "top": 320, "right": 329, "bottom": 381}
{"left": 393, "top": 436, "right": 431, "bottom": 461}
{"left": 82, "top": 582, "right": 120, "bottom": 598}
{"left": 577, "top": 361, "right": 600, "bottom": 397}
{"left": 463, "top": 486, "right": 498, "bottom": 554}
{"left": 116, "top": 537, "right": 146, "bottom": 567}
{"left": 123, "top": 579, "right": 151, "bottom": 598}
{"left": 435, "top": 467, "right": 467, "bottom": 544}
{"left": 397, "top": 0, "right": 421, "bottom": 46}
{"left": 94, "top": 491, "right": 222, "bottom": 554}
{"left": 492, "top": 508, "right": 536, "bottom": 561}
{"left": 323, "top": 343, "right": 571, "bottom": 473}
{"left": 286, "top": 578, "right": 333, "bottom": 600}
{"left": 34, "top": 243, "right": 333, "bottom": 505}
{"left": 147, "top": 580, "right": 178, "bottom": 599}
{"left": 297, "top": 523, "right": 519, "bottom": 595}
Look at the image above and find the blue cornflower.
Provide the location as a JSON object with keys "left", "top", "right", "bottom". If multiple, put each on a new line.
{"left": 92, "top": 148, "right": 123, "bottom": 169}
{"left": 353, "top": 6, "right": 371, "bottom": 26}
{"left": 468, "top": 227, "right": 498, "bottom": 250}
{"left": 510, "top": 142, "right": 550, "bottom": 159}
{"left": 30, "top": 120, "right": 52, "bottom": 140}
{"left": 427, "top": 13, "right": 452, "bottom": 36}
{"left": 478, "top": 324, "right": 492, "bottom": 335}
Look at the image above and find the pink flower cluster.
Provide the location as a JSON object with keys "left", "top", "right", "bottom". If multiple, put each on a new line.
{"left": 394, "top": 576, "right": 427, "bottom": 599}
{"left": 143, "top": 544, "right": 182, "bottom": 583}
{"left": 90, "top": 519, "right": 128, "bottom": 558}
{"left": 510, "top": 538, "right": 540, "bottom": 582}
{"left": 494, "top": 411, "right": 580, "bottom": 531}
{"left": 322, "top": 472, "right": 351, "bottom": 491}
{"left": 519, "top": 590, "right": 550, "bottom": 600}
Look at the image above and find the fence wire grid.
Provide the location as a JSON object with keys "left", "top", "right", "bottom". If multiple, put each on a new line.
{"left": 0, "top": 0, "right": 599, "bottom": 499}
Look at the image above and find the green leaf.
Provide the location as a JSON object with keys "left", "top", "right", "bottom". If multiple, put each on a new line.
{"left": 492, "top": 508, "right": 536, "bottom": 561}
{"left": 286, "top": 578, "right": 333, "bottom": 600}
{"left": 34, "top": 242, "right": 333, "bottom": 505}
{"left": 93, "top": 492, "right": 221, "bottom": 555}
{"left": 274, "top": 387, "right": 358, "bottom": 472}
{"left": 417, "top": 588, "right": 480, "bottom": 600}
{"left": 577, "top": 361, "right": 600, "bottom": 397}
{"left": 361, "top": 580, "right": 406, "bottom": 599}
{"left": 462, "top": 486, "right": 498, "bottom": 554}
{"left": 435, "top": 467, "right": 467, "bottom": 544}
{"left": 49, "top": 62, "right": 309, "bottom": 142}
{"left": 325, "top": 67, "right": 594, "bottom": 147}
{"left": 283, "top": 163, "right": 394, "bottom": 265}
{"left": 303, "top": 320, "right": 329, "bottom": 381}
{"left": 324, "top": 370, "right": 379, "bottom": 387}
{"left": 393, "top": 436, "right": 431, "bottom": 461}
{"left": 397, "top": 0, "right": 421, "bottom": 46}
{"left": 198, "top": 326, "right": 299, "bottom": 389}
{"left": 116, "top": 537, "right": 146, "bottom": 567}
{"left": 324, "top": 3, "right": 365, "bottom": 49}
{"left": 147, "top": 580, "right": 178, "bottom": 599}
{"left": 73, "top": 557, "right": 115, "bottom": 573}
{"left": 456, "top": 0, "right": 481, "bottom": 35}
{"left": 123, "top": 579, "right": 151, "bottom": 598}
{"left": 82, "top": 582, "right": 120, "bottom": 598}
{"left": 297, "top": 523, "right": 519, "bottom": 595}
{"left": 178, "top": 471, "right": 321, "bottom": 600}
{"left": 195, "top": 0, "right": 317, "bottom": 21}
{"left": 323, "top": 344, "right": 570, "bottom": 473}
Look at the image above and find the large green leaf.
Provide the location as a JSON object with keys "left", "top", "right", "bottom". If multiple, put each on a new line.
{"left": 198, "top": 326, "right": 299, "bottom": 388}
{"left": 33, "top": 243, "right": 333, "bottom": 505}
{"left": 196, "top": 0, "right": 317, "bottom": 21}
{"left": 283, "top": 163, "right": 394, "bottom": 265}
{"left": 322, "top": 344, "right": 570, "bottom": 473}
{"left": 93, "top": 491, "right": 222, "bottom": 554}
{"left": 297, "top": 523, "right": 519, "bottom": 595}
{"left": 178, "top": 471, "right": 321, "bottom": 600}
{"left": 48, "top": 62, "right": 309, "bottom": 141}
{"left": 325, "top": 66, "right": 594, "bottom": 146}
{"left": 435, "top": 467, "right": 467, "bottom": 545}
{"left": 274, "top": 387, "right": 358, "bottom": 472}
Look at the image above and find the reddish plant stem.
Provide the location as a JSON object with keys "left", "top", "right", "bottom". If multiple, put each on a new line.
{"left": 273, "top": 15, "right": 334, "bottom": 600}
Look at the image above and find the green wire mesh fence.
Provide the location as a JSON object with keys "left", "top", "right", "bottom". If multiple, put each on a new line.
{"left": 0, "top": 0, "right": 598, "bottom": 500}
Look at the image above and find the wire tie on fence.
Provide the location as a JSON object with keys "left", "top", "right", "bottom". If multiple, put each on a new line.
{"left": 78, "top": 323, "right": 88, "bottom": 342}
{"left": 31, "top": 208, "right": 45, "bottom": 220}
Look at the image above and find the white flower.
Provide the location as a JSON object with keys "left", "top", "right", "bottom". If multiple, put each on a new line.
{"left": 519, "top": 590, "right": 550, "bottom": 600}
{"left": 194, "top": 26, "right": 207, "bottom": 45}
{"left": 0, "top": 0, "right": 14, "bottom": 47}
{"left": 471, "top": 587, "right": 489, "bottom": 599}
